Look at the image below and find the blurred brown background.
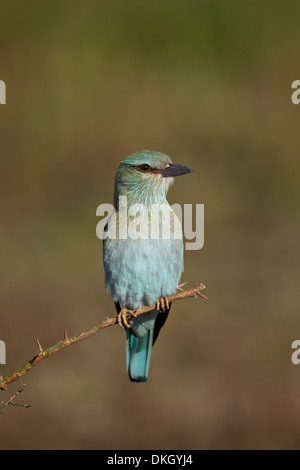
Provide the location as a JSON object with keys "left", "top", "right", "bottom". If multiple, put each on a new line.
{"left": 1, "top": 0, "right": 300, "bottom": 450}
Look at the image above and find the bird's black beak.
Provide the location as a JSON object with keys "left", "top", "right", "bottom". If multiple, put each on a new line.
{"left": 159, "top": 163, "right": 194, "bottom": 178}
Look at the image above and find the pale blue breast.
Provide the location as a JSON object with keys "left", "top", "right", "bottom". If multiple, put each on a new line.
{"left": 103, "top": 237, "right": 183, "bottom": 310}
{"left": 103, "top": 206, "right": 184, "bottom": 310}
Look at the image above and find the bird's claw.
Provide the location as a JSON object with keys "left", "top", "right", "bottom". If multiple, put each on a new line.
{"left": 156, "top": 296, "right": 169, "bottom": 312}
{"left": 118, "top": 308, "right": 137, "bottom": 329}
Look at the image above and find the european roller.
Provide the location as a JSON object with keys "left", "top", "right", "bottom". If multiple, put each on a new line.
{"left": 103, "top": 150, "right": 193, "bottom": 382}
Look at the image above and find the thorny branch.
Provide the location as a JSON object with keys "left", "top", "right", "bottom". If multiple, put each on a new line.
{"left": 0, "top": 382, "right": 31, "bottom": 414}
{"left": 0, "top": 283, "right": 207, "bottom": 394}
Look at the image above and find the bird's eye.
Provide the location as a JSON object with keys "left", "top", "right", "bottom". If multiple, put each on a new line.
{"left": 138, "top": 164, "right": 150, "bottom": 172}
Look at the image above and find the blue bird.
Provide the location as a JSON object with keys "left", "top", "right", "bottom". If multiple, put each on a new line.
{"left": 103, "top": 150, "right": 193, "bottom": 382}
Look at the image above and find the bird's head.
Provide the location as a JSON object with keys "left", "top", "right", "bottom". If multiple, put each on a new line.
{"left": 114, "top": 150, "right": 193, "bottom": 208}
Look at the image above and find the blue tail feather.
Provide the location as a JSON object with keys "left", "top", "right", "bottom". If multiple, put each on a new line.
{"left": 126, "top": 329, "right": 154, "bottom": 383}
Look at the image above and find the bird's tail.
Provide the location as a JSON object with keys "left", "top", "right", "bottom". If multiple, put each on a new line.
{"left": 126, "top": 329, "right": 154, "bottom": 383}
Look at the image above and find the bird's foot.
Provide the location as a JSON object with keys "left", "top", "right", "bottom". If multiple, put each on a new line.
{"left": 118, "top": 308, "right": 137, "bottom": 329}
{"left": 156, "top": 296, "right": 169, "bottom": 312}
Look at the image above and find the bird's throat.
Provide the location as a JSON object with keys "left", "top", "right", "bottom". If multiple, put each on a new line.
{"left": 114, "top": 177, "right": 173, "bottom": 210}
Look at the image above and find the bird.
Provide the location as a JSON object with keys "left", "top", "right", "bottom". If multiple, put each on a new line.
{"left": 103, "top": 150, "right": 193, "bottom": 382}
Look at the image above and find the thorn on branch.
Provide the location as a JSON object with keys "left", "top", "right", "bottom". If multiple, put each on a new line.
{"left": 36, "top": 338, "right": 43, "bottom": 354}
{"left": 63, "top": 328, "right": 68, "bottom": 343}
{"left": 177, "top": 281, "right": 188, "bottom": 291}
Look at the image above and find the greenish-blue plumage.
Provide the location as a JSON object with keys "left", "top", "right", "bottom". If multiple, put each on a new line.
{"left": 103, "top": 150, "right": 193, "bottom": 382}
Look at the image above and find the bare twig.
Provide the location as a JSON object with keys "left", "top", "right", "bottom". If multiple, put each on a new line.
{"left": 0, "top": 283, "right": 207, "bottom": 392}
{"left": 0, "top": 382, "right": 31, "bottom": 413}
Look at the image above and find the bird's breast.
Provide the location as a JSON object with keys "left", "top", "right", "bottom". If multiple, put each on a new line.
{"left": 103, "top": 206, "right": 184, "bottom": 310}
